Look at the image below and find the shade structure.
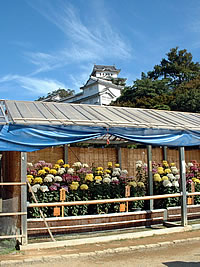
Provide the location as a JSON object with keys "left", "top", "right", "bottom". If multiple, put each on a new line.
{"left": 0, "top": 99, "right": 199, "bottom": 151}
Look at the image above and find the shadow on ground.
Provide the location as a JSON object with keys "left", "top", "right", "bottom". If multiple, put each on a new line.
{"left": 163, "top": 261, "right": 200, "bottom": 266}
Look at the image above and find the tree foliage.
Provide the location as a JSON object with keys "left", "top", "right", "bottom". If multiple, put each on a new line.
{"left": 148, "top": 47, "right": 200, "bottom": 87}
{"left": 113, "top": 47, "right": 200, "bottom": 113}
{"left": 36, "top": 88, "right": 74, "bottom": 101}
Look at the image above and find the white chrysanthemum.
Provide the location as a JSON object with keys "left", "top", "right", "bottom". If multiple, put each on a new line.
{"left": 46, "top": 174, "right": 54, "bottom": 179}
{"left": 111, "top": 177, "right": 119, "bottom": 182}
{"left": 31, "top": 184, "right": 40, "bottom": 193}
{"left": 188, "top": 162, "right": 193, "bottom": 167}
{"left": 167, "top": 173, "right": 174, "bottom": 180}
{"left": 73, "top": 162, "right": 82, "bottom": 168}
{"left": 136, "top": 160, "right": 143, "bottom": 165}
{"left": 171, "top": 167, "right": 179, "bottom": 174}
{"left": 136, "top": 163, "right": 142, "bottom": 168}
{"left": 175, "top": 174, "right": 180, "bottom": 180}
{"left": 172, "top": 180, "right": 179, "bottom": 187}
{"left": 27, "top": 162, "right": 33, "bottom": 167}
{"left": 104, "top": 174, "right": 111, "bottom": 178}
{"left": 67, "top": 168, "right": 74, "bottom": 175}
{"left": 40, "top": 185, "right": 49, "bottom": 192}
{"left": 82, "top": 163, "right": 89, "bottom": 168}
{"left": 163, "top": 180, "right": 172, "bottom": 187}
{"left": 112, "top": 171, "right": 120, "bottom": 176}
{"left": 95, "top": 179, "right": 101, "bottom": 184}
{"left": 103, "top": 177, "right": 111, "bottom": 184}
{"left": 54, "top": 176, "right": 63, "bottom": 182}
{"left": 121, "top": 169, "right": 128, "bottom": 175}
{"left": 57, "top": 168, "right": 65, "bottom": 175}
{"left": 44, "top": 176, "right": 53, "bottom": 182}
{"left": 113, "top": 168, "right": 121, "bottom": 172}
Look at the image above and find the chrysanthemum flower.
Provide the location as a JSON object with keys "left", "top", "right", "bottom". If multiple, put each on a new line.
{"left": 80, "top": 184, "right": 88, "bottom": 190}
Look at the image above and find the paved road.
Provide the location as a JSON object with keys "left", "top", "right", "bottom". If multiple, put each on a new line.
{"left": 31, "top": 239, "right": 200, "bottom": 267}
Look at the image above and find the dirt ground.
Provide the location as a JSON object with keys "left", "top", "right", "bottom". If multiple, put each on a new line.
{"left": 1, "top": 228, "right": 200, "bottom": 266}
{"left": 34, "top": 240, "right": 200, "bottom": 267}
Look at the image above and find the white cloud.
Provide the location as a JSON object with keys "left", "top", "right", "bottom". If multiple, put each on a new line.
{"left": 0, "top": 74, "right": 66, "bottom": 95}
{"left": 26, "top": 1, "right": 132, "bottom": 74}
{"left": 25, "top": 52, "right": 63, "bottom": 75}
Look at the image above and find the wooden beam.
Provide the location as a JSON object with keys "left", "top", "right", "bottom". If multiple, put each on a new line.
{"left": 28, "top": 193, "right": 182, "bottom": 208}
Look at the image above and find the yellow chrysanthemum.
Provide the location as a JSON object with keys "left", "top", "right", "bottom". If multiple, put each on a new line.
{"left": 107, "top": 162, "right": 112, "bottom": 167}
{"left": 72, "top": 181, "right": 79, "bottom": 186}
{"left": 27, "top": 175, "right": 33, "bottom": 179}
{"left": 158, "top": 170, "right": 164, "bottom": 174}
{"left": 43, "top": 167, "right": 50, "bottom": 172}
{"left": 57, "top": 159, "right": 64, "bottom": 165}
{"left": 97, "top": 170, "right": 103, "bottom": 175}
{"left": 105, "top": 169, "right": 111, "bottom": 174}
{"left": 129, "top": 181, "right": 137, "bottom": 187}
{"left": 63, "top": 164, "right": 70, "bottom": 168}
{"left": 80, "top": 184, "right": 88, "bottom": 190}
{"left": 192, "top": 178, "right": 200, "bottom": 183}
{"left": 115, "top": 163, "right": 120, "bottom": 167}
{"left": 54, "top": 164, "right": 60, "bottom": 169}
{"left": 154, "top": 173, "right": 162, "bottom": 182}
{"left": 85, "top": 173, "right": 94, "bottom": 182}
{"left": 162, "top": 176, "right": 169, "bottom": 181}
{"left": 164, "top": 168, "right": 171, "bottom": 174}
{"left": 49, "top": 169, "right": 57, "bottom": 175}
{"left": 70, "top": 184, "right": 79, "bottom": 190}
{"left": 137, "top": 182, "right": 145, "bottom": 188}
{"left": 96, "top": 167, "right": 103, "bottom": 171}
{"left": 38, "top": 169, "right": 46, "bottom": 175}
{"left": 95, "top": 176, "right": 102, "bottom": 181}
{"left": 27, "top": 177, "right": 32, "bottom": 184}
{"left": 163, "top": 163, "right": 169, "bottom": 167}
{"left": 163, "top": 160, "right": 168, "bottom": 164}
{"left": 34, "top": 177, "right": 43, "bottom": 184}
{"left": 158, "top": 167, "right": 164, "bottom": 170}
{"left": 170, "top": 163, "right": 176, "bottom": 167}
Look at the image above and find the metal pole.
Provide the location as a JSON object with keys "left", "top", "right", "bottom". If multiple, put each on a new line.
{"left": 147, "top": 145, "right": 153, "bottom": 210}
{"left": 64, "top": 144, "right": 68, "bottom": 163}
{"left": 163, "top": 146, "right": 167, "bottom": 161}
{"left": 21, "top": 152, "right": 27, "bottom": 245}
{"left": 179, "top": 147, "right": 187, "bottom": 226}
{"left": 117, "top": 147, "right": 122, "bottom": 168}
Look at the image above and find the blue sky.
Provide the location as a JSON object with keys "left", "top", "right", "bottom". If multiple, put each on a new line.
{"left": 1, "top": 0, "right": 200, "bottom": 101}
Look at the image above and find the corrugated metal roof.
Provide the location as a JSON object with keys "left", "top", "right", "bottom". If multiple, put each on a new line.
{"left": 3, "top": 100, "right": 200, "bottom": 130}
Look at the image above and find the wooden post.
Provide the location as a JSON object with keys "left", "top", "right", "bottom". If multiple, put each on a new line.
{"left": 147, "top": 145, "right": 153, "bottom": 210}
{"left": 163, "top": 146, "right": 167, "bottom": 161}
{"left": 64, "top": 144, "right": 69, "bottom": 163}
{"left": 21, "top": 152, "right": 27, "bottom": 245}
{"left": 117, "top": 147, "right": 122, "bottom": 168}
{"left": 179, "top": 146, "right": 187, "bottom": 226}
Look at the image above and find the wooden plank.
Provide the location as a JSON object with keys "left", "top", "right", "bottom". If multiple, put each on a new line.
{"left": 0, "top": 212, "right": 27, "bottom": 216}
{"left": 0, "top": 182, "right": 26, "bottom": 186}
{"left": 27, "top": 217, "right": 163, "bottom": 231}
{"left": 28, "top": 193, "right": 182, "bottom": 208}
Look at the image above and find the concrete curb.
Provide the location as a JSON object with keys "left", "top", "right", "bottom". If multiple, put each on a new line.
{"left": 2, "top": 236, "right": 200, "bottom": 266}
{"left": 20, "top": 225, "right": 193, "bottom": 250}
{"left": 2, "top": 224, "right": 200, "bottom": 266}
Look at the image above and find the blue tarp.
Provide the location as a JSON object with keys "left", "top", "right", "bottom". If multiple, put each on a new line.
{"left": 0, "top": 124, "right": 107, "bottom": 152}
{"left": 109, "top": 127, "right": 200, "bottom": 147}
{"left": 0, "top": 124, "right": 199, "bottom": 152}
